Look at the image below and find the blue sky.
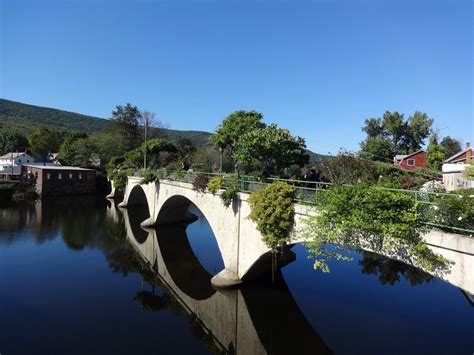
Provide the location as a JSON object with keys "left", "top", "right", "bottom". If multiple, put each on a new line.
{"left": 1, "top": 0, "right": 472, "bottom": 153}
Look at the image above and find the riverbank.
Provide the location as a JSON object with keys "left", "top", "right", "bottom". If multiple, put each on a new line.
{"left": 0, "top": 181, "right": 38, "bottom": 204}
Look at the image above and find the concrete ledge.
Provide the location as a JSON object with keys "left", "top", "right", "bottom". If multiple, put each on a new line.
{"left": 118, "top": 201, "right": 127, "bottom": 208}
{"left": 211, "top": 269, "right": 243, "bottom": 289}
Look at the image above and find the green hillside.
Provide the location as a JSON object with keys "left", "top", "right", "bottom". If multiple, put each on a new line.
{"left": 0, "top": 98, "right": 212, "bottom": 147}
{"left": 0, "top": 98, "right": 322, "bottom": 161}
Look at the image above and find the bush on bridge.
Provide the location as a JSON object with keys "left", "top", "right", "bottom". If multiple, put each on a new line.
{"left": 303, "top": 185, "right": 448, "bottom": 273}
{"left": 220, "top": 184, "right": 239, "bottom": 207}
{"left": 248, "top": 182, "right": 296, "bottom": 250}
{"left": 192, "top": 173, "right": 209, "bottom": 192}
{"left": 139, "top": 169, "right": 160, "bottom": 185}
{"left": 207, "top": 176, "right": 222, "bottom": 194}
{"left": 433, "top": 189, "right": 474, "bottom": 232}
{"left": 112, "top": 168, "right": 134, "bottom": 191}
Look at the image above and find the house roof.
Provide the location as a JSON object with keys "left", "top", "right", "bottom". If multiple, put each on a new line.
{"left": 395, "top": 154, "right": 408, "bottom": 160}
{"left": 394, "top": 149, "right": 425, "bottom": 163}
{"left": 0, "top": 152, "right": 30, "bottom": 160}
{"left": 22, "top": 164, "right": 95, "bottom": 171}
{"left": 444, "top": 147, "right": 473, "bottom": 163}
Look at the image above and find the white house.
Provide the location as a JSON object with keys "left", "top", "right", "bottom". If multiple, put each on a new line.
{"left": 0, "top": 152, "right": 35, "bottom": 179}
{"left": 442, "top": 143, "right": 473, "bottom": 191}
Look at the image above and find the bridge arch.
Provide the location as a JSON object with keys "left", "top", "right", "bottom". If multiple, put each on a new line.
{"left": 127, "top": 184, "right": 149, "bottom": 207}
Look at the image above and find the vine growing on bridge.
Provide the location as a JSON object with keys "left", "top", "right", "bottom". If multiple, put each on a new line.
{"left": 111, "top": 168, "right": 134, "bottom": 191}
{"left": 206, "top": 176, "right": 222, "bottom": 194}
{"left": 248, "top": 182, "right": 296, "bottom": 250}
{"left": 139, "top": 169, "right": 160, "bottom": 185}
{"left": 303, "top": 185, "right": 449, "bottom": 273}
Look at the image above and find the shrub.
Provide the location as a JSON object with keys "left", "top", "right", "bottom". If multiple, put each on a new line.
{"left": 304, "top": 185, "right": 447, "bottom": 272}
{"left": 113, "top": 169, "right": 134, "bottom": 191}
{"left": 220, "top": 184, "right": 239, "bottom": 207}
{"left": 192, "top": 173, "right": 209, "bottom": 192}
{"left": 207, "top": 176, "right": 223, "bottom": 194}
{"left": 248, "top": 182, "right": 296, "bottom": 250}
{"left": 433, "top": 189, "right": 474, "bottom": 232}
{"left": 140, "top": 169, "right": 159, "bottom": 185}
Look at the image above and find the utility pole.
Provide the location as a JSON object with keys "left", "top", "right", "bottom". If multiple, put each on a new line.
{"left": 10, "top": 144, "right": 14, "bottom": 181}
{"left": 142, "top": 111, "right": 156, "bottom": 170}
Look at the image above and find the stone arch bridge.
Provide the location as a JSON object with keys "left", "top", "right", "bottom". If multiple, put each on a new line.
{"left": 114, "top": 176, "right": 474, "bottom": 294}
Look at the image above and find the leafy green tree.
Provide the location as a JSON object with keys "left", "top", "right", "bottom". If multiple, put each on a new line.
{"left": 359, "top": 136, "right": 397, "bottom": 162}
{"left": 90, "top": 132, "right": 126, "bottom": 168}
{"left": 360, "top": 111, "right": 433, "bottom": 160}
{"left": 28, "top": 126, "right": 63, "bottom": 160}
{"left": 234, "top": 123, "right": 309, "bottom": 175}
{"left": 106, "top": 103, "right": 142, "bottom": 152}
{"left": 210, "top": 110, "right": 265, "bottom": 172}
{"left": 405, "top": 111, "right": 434, "bottom": 152}
{"left": 0, "top": 128, "right": 29, "bottom": 154}
{"left": 122, "top": 138, "right": 177, "bottom": 169}
{"left": 440, "top": 136, "right": 461, "bottom": 158}
{"left": 58, "top": 131, "right": 89, "bottom": 166}
{"left": 426, "top": 134, "right": 446, "bottom": 172}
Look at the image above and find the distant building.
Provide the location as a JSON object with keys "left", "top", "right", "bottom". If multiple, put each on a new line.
{"left": 442, "top": 143, "right": 473, "bottom": 191}
{"left": 0, "top": 152, "right": 35, "bottom": 180}
{"left": 393, "top": 150, "right": 427, "bottom": 171}
{"left": 22, "top": 164, "right": 96, "bottom": 196}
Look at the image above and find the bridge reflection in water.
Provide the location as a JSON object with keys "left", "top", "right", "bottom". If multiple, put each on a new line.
{"left": 120, "top": 204, "right": 333, "bottom": 355}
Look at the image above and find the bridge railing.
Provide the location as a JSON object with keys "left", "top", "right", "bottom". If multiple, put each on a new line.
{"left": 134, "top": 169, "right": 474, "bottom": 235}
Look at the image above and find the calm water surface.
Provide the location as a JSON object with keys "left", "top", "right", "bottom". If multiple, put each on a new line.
{"left": 0, "top": 197, "right": 472, "bottom": 354}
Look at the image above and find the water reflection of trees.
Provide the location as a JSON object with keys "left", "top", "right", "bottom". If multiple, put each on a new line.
{"left": 359, "top": 251, "right": 434, "bottom": 286}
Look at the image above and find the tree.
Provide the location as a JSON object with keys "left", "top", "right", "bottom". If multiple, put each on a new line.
{"left": 360, "top": 111, "right": 433, "bottom": 160}
{"left": 124, "top": 138, "right": 177, "bottom": 169}
{"left": 464, "top": 162, "right": 474, "bottom": 181}
{"left": 0, "top": 128, "right": 29, "bottom": 154}
{"left": 141, "top": 111, "right": 155, "bottom": 169}
{"left": 211, "top": 110, "right": 265, "bottom": 173}
{"left": 405, "top": 111, "right": 433, "bottom": 152}
{"left": 106, "top": 103, "right": 142, "bottom": 152}
{"left": 426, "top": 134, "right": 445, "bottom": 172}
{"left": 319, "top": 151, "right": 375, "bottom": 185}
{"left": 440, "top": 136, "right": 462, "bottom": 158}
{"left": 28, "top": 126, "right": 63, "bottom": 161}
{"left": 89, "top": 132, "right": 126, "bottom": 169}
{"left": 233, "top": 123, "right": 309, "bottom": 176}
{"left": 176, "top": 138, "right": 196, "bottom": 169}
{"left": 359, "top": 136, "right": 397, "bottom": 162}
{"left": 58, "top": 131, "right": 89, "bottom": 166}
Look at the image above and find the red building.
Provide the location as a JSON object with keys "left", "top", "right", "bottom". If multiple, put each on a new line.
{"left": 22, "top": 164, "right": 96, "bottom": 196}
{"left": 444, "top": 143, "right": 473, "bottom": 164}
{"left": 393, "top": 150, "right": 427, "bottom": 171}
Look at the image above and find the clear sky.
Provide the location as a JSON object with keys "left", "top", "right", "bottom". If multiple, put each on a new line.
{"left": 1, "top": 0, "right": 472, "bottom": 154}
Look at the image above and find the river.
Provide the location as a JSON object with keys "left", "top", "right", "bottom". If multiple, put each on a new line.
{"left": 0, "top": 197, "right": 472, "bottom": 354}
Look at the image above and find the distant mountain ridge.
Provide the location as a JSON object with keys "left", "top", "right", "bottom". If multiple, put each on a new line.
{"left": 0, "top": 98, "right": 323, "bottom": 162}
{"left": 0, "top": 98, "right": 212, "bottom": 147}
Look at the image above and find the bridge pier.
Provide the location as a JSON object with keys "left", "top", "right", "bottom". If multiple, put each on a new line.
{"left": 211, "top": 269, "right": 243, "bottom": 289}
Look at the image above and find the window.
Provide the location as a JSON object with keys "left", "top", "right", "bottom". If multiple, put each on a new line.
{"left": 407, "top": 159, "right": 415, "bottom": 166}
{"left": 27, "top": 160, "right": 29, "bottom": 163}
{"left": 46, "top": 173, "right": 51, "bottom": 180}
{"left": 79, "top": 173, "right": 83, "bottom": 180}
{"left": 58, "top": 173, "right": 62, "bottom": 180}
{"left": 69, "top": 173, "right": 73, "bottom": 179}
{"left": 18, "top": 159, "right": 21, "bottom": 163}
